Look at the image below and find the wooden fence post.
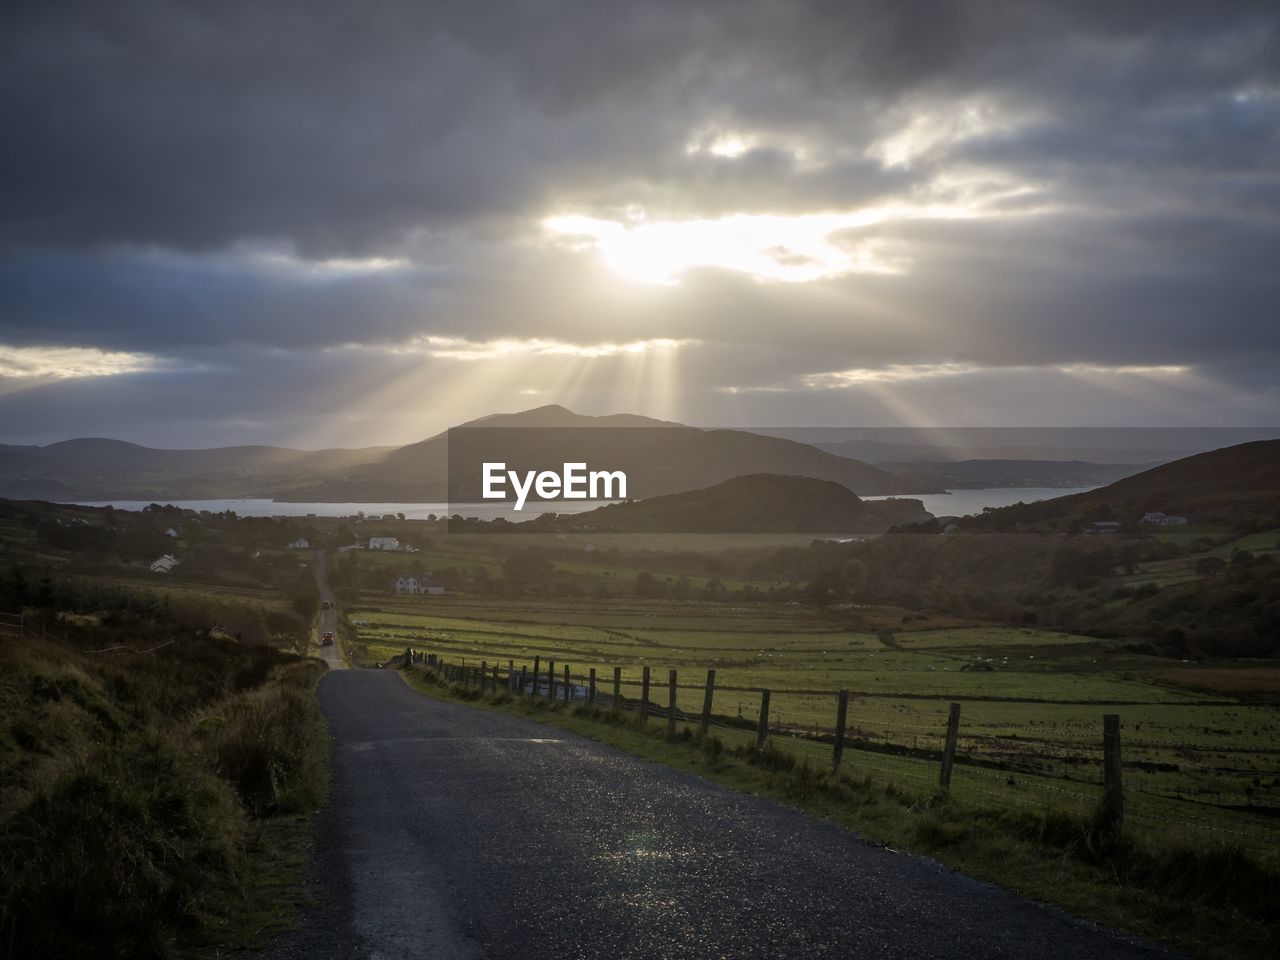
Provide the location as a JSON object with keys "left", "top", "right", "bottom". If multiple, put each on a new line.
{"left": 589, "top": 668, "right": 597, "bottom": 706}
{"left": 613, "top": 666, "right": 622, "bottom": 706}
{"left": 700, "top": 669, "right": 716, "bottom": 737}
{"left": 756, "top": 689, "right": 771, "bottom": 748}
{"left": 480, "top": 660, "right": 487, "bottom": 694}
{"left": 640, "top": 666, "right": 651, "bottom": 723}
{"left": 519, "top": 665, "right": 527, "bottom": 696}
{"left": 547, "top": 659, "right": 555, "bottom": 700}
{"left": 668, "top": 670, "right": 678, "bottom": 736}
{"left": 508, "top": 659, "right": 515, "bottom": 693}
{"left": 532, "top": 657, "right": 541, "bottom": 696}
{"left": 493, "top": 663, "right": 500, "bottom": 691}
{"left": 940, "top": 702, "right": 961, "bottom": 790}
{"left": 563, "top": 665, "right": 571, "bottom": 703}
{"left": 832, "top": 689, "right": 850, "bottom": 772}
{"left": 1103, "top": 714, "right": 1124, "bottom": 832}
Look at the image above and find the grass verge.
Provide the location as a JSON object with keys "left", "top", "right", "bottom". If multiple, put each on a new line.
{"left": 399, "top": 662, "right": 1278, "bottom": 960}
{"left": 0, "top": 628, "right": 330, "bottom": 959}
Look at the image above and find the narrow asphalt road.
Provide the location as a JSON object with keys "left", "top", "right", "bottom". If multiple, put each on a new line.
{"left": 259, "top": 670, "right": 1169, "bottom": 960}
{"left": 311, "top": 551, "right": 346, "bottom": 671}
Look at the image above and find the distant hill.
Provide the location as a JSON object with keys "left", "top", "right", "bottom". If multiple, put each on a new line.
{"left": 513, "top": 473, "right": 932, "bottom": 534}
{"left": 283, "top": 405, "right": 935, "bottom": 501}
{"left": 752, "top": 426, "right": 1280, "bottom": 464}
{"left": 0, "top": 405, "right": 936, "bottom": 503}
{"left": 0, "top": 438, "right": 394, "bottom": 501}
{"left": 969, "top": 440, "right": 1280, "bottom": 526}
{"left": 877, "top": 459, "right": 1156, "bottom": 491}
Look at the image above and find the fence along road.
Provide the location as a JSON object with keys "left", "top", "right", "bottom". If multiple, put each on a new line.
{"left": 257, "top": 669, "right": 1165, "bottom": 960}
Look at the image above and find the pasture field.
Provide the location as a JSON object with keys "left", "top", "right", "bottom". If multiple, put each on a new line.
{"left": 353, "top": 592, "right": 1280, "bottom": 859}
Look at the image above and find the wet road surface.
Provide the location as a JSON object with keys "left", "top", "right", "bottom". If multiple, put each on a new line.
{"left": 260, "top": 669, "right": 1170, "bottom": 960}
{"left": 312, "top": 551, "right": 345, "bottom": 671}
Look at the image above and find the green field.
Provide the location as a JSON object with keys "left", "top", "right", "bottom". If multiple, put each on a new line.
{"left": 353, "top": 591, "right": 1280, "bottom": 859}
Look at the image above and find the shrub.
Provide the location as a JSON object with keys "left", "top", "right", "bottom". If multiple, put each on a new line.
{"left": 0, "top": 737, "right": 243, "bottom": 959}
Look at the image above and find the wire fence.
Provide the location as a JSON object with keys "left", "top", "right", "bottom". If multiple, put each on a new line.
{"left": 0, "top": 609, "right": 177, "bottom": 657}
{"left": 404, "top": 647, "right": 1280, "bottom": 855}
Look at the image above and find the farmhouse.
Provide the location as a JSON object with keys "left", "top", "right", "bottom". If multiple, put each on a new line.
{"left": 1141, "top": 511, "right": 1188, "bottom": 526}
{"left": 150, "top": 554, "right": 180, "bottom": 573}
{"left": 393, "top": 573, "right": 444, "bottom": 595}
{"left": 368, "top": 537, "right": 401, "bottom": 551}
{"left": 287, "top": 537, "right": 311, "bottom": 550}
{"left": 1085, "top": 521, "right": 1121, "bottom": 535}
{"left": 164, "top": 527, "right": 180, "bottom": 538}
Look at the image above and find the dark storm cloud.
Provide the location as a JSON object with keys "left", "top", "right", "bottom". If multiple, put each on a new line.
{"left": 1, "top": 0, "right": 1278, "bottom": 442}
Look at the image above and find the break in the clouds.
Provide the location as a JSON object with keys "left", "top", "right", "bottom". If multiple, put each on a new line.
{"left": 0, "top": 0, "right": 1277, "bottom": 445}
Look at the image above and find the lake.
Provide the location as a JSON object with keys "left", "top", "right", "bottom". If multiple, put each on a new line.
{"left": 862, "top": 486, "right": 1095, "bottom": 517}
{"left": 69, "top": 487, "right": 1095, "bottom": 520}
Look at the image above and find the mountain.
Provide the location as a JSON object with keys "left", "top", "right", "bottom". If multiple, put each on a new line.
{"left": 513, "top": 473, "right": 932, "bottom": 534}
{"left": 282, "top": 405, "right": 936, "bottom": 501}
{"left": 0, "top": 405, "right": 936, "bottom": 503}
{"left": 969, "top": 440, "right": 1280, "bottom": 527}
{"left": 0, "top": 438, "right": 394, "bottom": 500}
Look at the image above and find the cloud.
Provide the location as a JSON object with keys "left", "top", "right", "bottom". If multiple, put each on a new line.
{"left": 0, "top": 344, "right": 163, "bottom": 379}
{"left": 0, "top": 1, "right": 1277, "bottom": 442}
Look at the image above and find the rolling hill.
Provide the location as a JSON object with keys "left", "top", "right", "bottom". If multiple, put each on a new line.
{"left": 969, "top": 440, "right": 1280, "bottom": 527}
{"left": 511, "top": 473, "right": 932, "bottom": 534}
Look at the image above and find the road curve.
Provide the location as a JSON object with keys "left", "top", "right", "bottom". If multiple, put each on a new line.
{"left": 259, "top": 670, "right": 1168, "bottom": 960}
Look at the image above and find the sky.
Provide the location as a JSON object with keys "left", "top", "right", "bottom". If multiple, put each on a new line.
{"left": 1, "top": 0, "right": 1277, "bottom": 448}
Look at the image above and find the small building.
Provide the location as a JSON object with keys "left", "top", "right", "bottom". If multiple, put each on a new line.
{"left": 393, "top": 573, "right": 444, "bottom": 595}
{"left": 287, "top": 537, "right": 311, "bottom": 550}
{"left": 1141, "top": 511, "right": 1188, "bottom": 526}
{"left": 368, "top": 537, "right": 401, "bottom": 551}
{"left": 150, "top": 554, "right": 180, "bottom": 573}
{"left": 164, "top": 527, "right": 180, "bottom": 538}
{"left": 1086, "top": 521, "right": 1121, "bottom": 535}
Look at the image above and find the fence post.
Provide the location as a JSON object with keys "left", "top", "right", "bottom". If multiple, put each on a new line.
{"left": 493, "top": 663, "right": 500, "bottom": 691}
{"left": 548, "top": 659, "right": 556, "bottom": 700}
{"left": 1103, "top": 714, "right": 1124, "bottom": 832}
{"left": 832, "top": 690, "right": 849, "bottom": 772}
{"left": 589, "top": 668, "right": 597, "bottom": 706}
{"left": 756, "top": 689, "right": 771, "bottom": 749}
{"left": 519, "top": 665, "right": 527, "bottom": 696}
{"left": 532, "top": 657, "right": 541, "bottom": 695}
{"left": 640, "top": 666, "right": 651, "bottom": 723}
{"left": 480, "top": 661, "right": 487, "bottom": 694}
{"left": 700, "top": 669, "right": 716, "bottom": 737}
{"left": 405, "top": 646, "right": 411, "bottom": 666}
{"left": 940, "top": 702, "right": 961, "bottom": 790}
{"left": 508, "top": 659, "right": 515, "bottom": 693}
{"left": 613, "top": 666, "right": 622, "bottom": 706}
{"left": 563, "top": 665, "right": 571, "bottom": 703}
{"left": 668, "top": 670, "right": 678, "bottom": 736}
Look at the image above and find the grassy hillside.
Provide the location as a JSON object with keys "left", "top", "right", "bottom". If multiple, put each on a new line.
{"left": 967, "top": 440, "right": 1280, "bottom": 529}
{"left": 0, "top": 604, "right": 329, "bottom": 958}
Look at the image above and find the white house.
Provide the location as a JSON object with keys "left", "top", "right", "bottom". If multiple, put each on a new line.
{"left": 393, "top": 574, "right": 444, "bottom": 595}
{"left": 164, "top": 527, "right": 180, "bottom": 538}
{"left": 1141, "top": 512, "right": 1188, "bottom": 526}
{"left": 150, "top": 554, "right": 180, "bottom": 573}
{"left": 368, "top": 537, "right": 401, "bottom": 551}
{"left": 287, "top": 537, "right": 311, "bottom": 550}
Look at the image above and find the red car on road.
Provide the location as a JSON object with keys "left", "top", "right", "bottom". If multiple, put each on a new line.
{"left": 321, "top": 631, "right": 335, "bottom": 646}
